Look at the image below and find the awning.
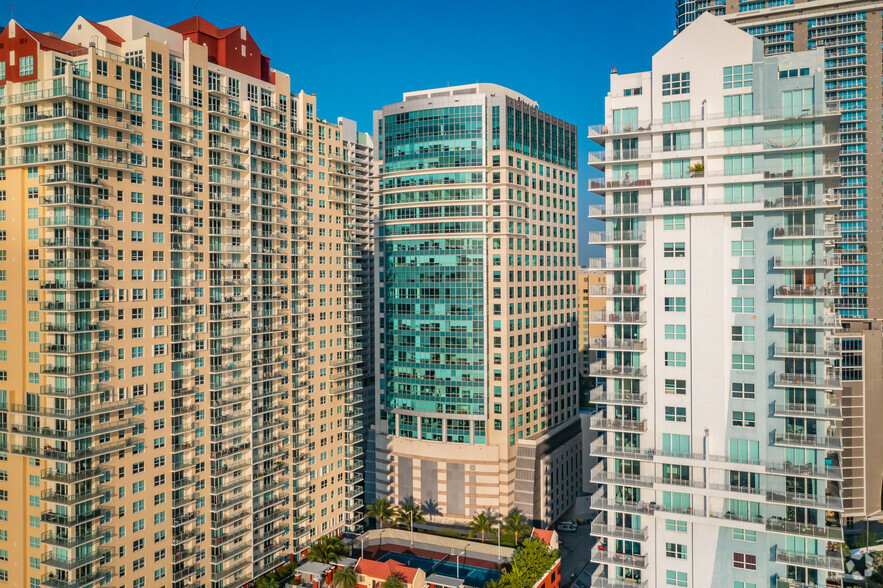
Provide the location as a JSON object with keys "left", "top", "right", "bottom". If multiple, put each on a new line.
{"left": 426, "top": 574, "right": 464, "bottom": 588}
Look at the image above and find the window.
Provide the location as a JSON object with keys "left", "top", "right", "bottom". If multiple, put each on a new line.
{"left": 665, "top": 352, "right": 686, "bottom": 367}
{"left": 779, "top": 67, "right": 809, "bottom": 79}
{"left": 724, "top": 93, "right": 754, "bottom": 116}
{"left": 731, "top": 240, "right": 755, "bottom": 256}
{"left": 666, "top": 520, "right": 688, "bottom": 533}
{"left": 664, "top": 242, "right": 686, "bottom": 258}
{"left": 724, "top": 64, "right": 753, "bottom": 89}
{"left": 732, "top": 411, "right": 756, "bottom": 428}
{"left": 663, "top": 186, "right": 690, "bottom": 206}
{"left": 664, "top": 215, "right": 685, "bottom": 230}
{"left": 731, "top": 354, "right": 755, "bottom": 370}
{"left": 666, "top": 543, "right": 687, "bottom": 559}
{"left": 19, "top": 56, "right": 34, "bottom": 76}
{"left": 665, "top": 379, "right": 686, "bottom": 395}
{"left": 666, "top": 570, "right": 688, "bottom": 587}
{"left": 733, "top": 528, "right": 756, "bottom": 542}
{"left": 731, "top": 326, "right": 754, "bottom": 341}
{"left": 733, "top": 552, "right": 756, "bottom": 570}
{"left": 731, "top": 297, "right": 755, "bottom": 313}
{"left": 731, "top": 212, "right": 754, "bottom": 227}
{"left": 665, "top": 325, "right": 686, "bottom": 340}
{"left": 731, "top": 269, "right": 754, "bottom": 285}
{"left": 665, "top": 270, "right": 686, "bottom": 285}
{"left": 724, "top": 155, "right": 754, "bottom": 176}
{"left": 663, "top": 72, "right": 690, "bottom": 95}
{"left": 663, "top": 100, "right": 690, "bottom": 123}
{"left": 731, "top": 383, "right": 755, "bottom": 399}
{"left": 665, "top": 297, "right": 686, "bottom": 312}
{"left": 665, "top": 406, "right": 687, "bottom": 422}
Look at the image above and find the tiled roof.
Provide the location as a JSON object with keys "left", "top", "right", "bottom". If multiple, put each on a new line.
{"left": 355, "top": 558, "right": 420, "bottom": 584}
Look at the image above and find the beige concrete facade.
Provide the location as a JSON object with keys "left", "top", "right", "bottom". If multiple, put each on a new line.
{"left": 578, "top": 270, "right": 607, "bottom": 378}
{"left": 718, "top": 0, "right": 883, "bottom": 523}
{"left": 0, "top": 14, "right": 371, "bottom": 588}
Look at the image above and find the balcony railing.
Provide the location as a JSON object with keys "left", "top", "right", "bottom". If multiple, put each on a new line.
{"left": 589, "top": 361, "right": 647, "bottom": 378}
{"left": 589, "top": 311, "right": 647, "bottom": 324}
{"left": 766, "top": 518, "right": 844, "bottom": 541}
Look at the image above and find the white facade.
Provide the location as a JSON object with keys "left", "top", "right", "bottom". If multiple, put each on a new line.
{"left": 588, "top": 15, "right": 844, "bottom": 588}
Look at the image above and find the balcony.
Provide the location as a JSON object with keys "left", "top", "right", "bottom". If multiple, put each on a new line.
{"left": 588, "top": 203, "right": 650, "bottom": 218}
{"left": 773, "top": 430, "right": 842, "bottom": 451}
{"left": 590, "top": 569, "right": 648, "bottom": 588}
{"left": 589, "top": 437, "right": 652, "bottom": 461}
{"left": 589, "top": 386, "right": 647, "bottom": 406}
{"left": 772, "top": 224, "right": 840, "bottom": 240}
{"left": 589, "top": 361, "right": 647, "bottom": 379}
{"left": 587, "top": 257, "right": 646, "bottom": 270}
{"left": 589, "top": 284, "right": 647, "bottom": 297}
{"left": 591, "top": 517, "right": 648, "bottom": 542}
{"left": 766, "top": 518, "right": 844, "bottom": 541}
{"left": 590, "top": 546, "right": 648, "bottom": 570}
{"left": 765, "top": 490, "right": 844, "bottom": 511}
{"left": 772, "top": 254, "right": 840, "bottom": 269}
{"left": 588, "top": 230, "right": 645, "bottom": 244}
{"left": 773, "top": 284, "right": 839, "bottom": 299}
{"left": 773, "top": 343, "right": 840, "bottom": 359}
{"left": 590, "top": 413, "right": 647, "bottom": 432}
{"left": 589, "top": 311, "right": 647, "bottom": 325}
{"left": 773, "top": 315, "right": 841, "bottom": 329}
{"left": 775, "top": 548, "right": 844, "bottom": 572}
{"left": 772, "top": 401, "right": 842, "bottom": 420}
{"left": 766, "top": 461, "right": 843, "bottom": 480}
{"left": 774, "top": 373, "right": 842, "bottom": 389}
{"left": 590, "top": 463, "right": 653, "bottom": 488}
{"left": 589, "top": 337, "right": 647, "bottom": 352}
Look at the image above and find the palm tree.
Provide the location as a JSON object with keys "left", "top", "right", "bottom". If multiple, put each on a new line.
{"left": 333, "top": 567, "right": 358, "bottom": 588}
{"left": 381, "top": 574, "right": 406, "bottom": 588}
{"left": 255, "top": 578, "right": 280, "bottom": 588}
{"left": 367, "top": 497, "right": 395, "bottom": 529}
{"left": 468, "top": 511, "right": 499, "bottom": 543}
{"left": 394, "top": 498, "right": 426, "bottom": 528}
{"left": 307, "top": 534, "right": 349, "bottom": 564}
{"left": 503, "top": 510, "right": 531, "bottom": 545}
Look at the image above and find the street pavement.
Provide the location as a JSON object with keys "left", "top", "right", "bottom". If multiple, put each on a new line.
{"left": 556, "top": 522, "right": 596, "bottom": 587}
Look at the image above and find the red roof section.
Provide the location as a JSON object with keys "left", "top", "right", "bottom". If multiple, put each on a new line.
{"left": 86, "top": 20, "right": 124, "bottom": 46}
{"left": 531, "top": 528, "right": 555, "bottom": 546}
{"left": 167, "top": 16, "right": 271, "bottom": 82}
{"left": 355, "top": 558, "right": 420, "bottom": 584}
{"left": 25, "top": 29, "right": 80, "bottom": 54}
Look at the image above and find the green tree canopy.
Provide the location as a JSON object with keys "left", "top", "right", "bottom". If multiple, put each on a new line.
{"left": 468, "top": 511, "right": 499, "bottom": 543}
{"left": 307, "top": 534, "right": 350, "bottom": 564}
{"left": 333, "top": 567, "right": 358, "bottom": 588}
{"left": 394, "top": 498, "right": 426, "bottom": 528}
{"left": 367, "top": 498, "right": 395, "bottom": 529}
{"left": 503, "top": 510, "right": 531, "bottom": 545}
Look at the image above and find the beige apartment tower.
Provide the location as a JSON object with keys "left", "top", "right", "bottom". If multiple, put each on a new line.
{"left": 0, "top": 15, "right": 372, "bottom": 588}
{"left": 578, "top": 269, "right": 607, "bottom": 378}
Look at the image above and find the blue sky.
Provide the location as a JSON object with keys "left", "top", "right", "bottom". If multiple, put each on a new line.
{"left": 16, "top": 0, "right": 676, "bottom": 264}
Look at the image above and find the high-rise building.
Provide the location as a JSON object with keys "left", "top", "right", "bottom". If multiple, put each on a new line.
{"left": 589, "top": 15, "right": 845, "bottom": 587}
{"left": 578, "top": 269, "right": 608, "bottom": 379}
{"left": 711, "top": 0, "right": 883, "bottom": 528}
{"left": 0, "top": 15, "right": 372, "bottom": 588}
{"left": 372, "top": 84, "right": 582, "bottom": 526}
{"left": 675, "top": 0, "right": 726, "bottom": 32}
